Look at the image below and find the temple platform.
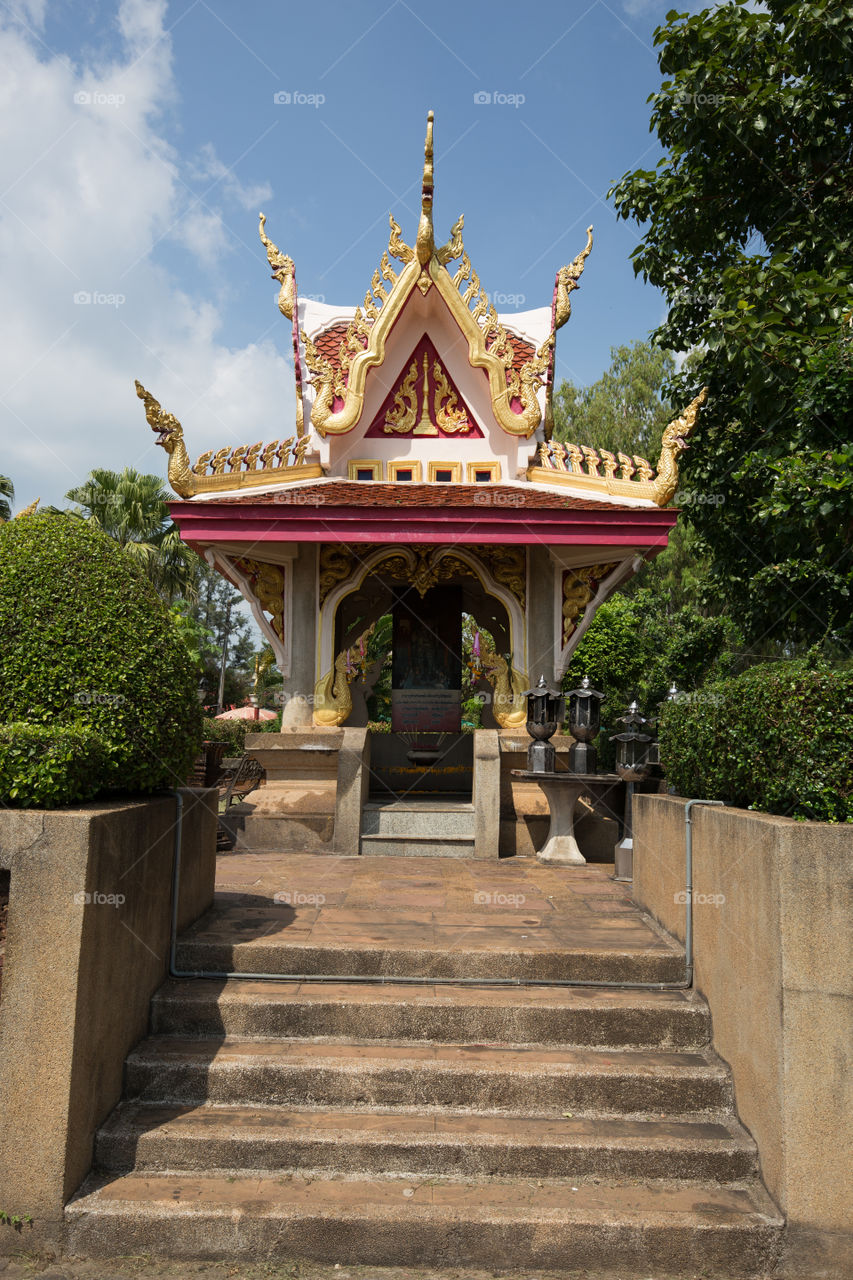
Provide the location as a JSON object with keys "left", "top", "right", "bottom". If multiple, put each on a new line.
{"left": 175, "top": 850, "right": 683, "bottom": 983}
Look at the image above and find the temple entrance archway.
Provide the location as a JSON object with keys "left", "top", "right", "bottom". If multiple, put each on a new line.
{"left": 313, "top": 545, "right": 525, "bottom": 801}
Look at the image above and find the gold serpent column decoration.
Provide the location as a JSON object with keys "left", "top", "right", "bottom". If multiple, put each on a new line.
{"left": 562, "top": 564, "right": 618, "bottom": 646}
{"left": 234, "top": 558, "right": 286, "bottom": 640}
{"left": 318, "top": 546, "right": 356, "bottom": 607}
{"left": 476, "top": 547, "right": 526, "bottom": 610}
{"left": 481, "top": 646, "right": 528, "bottom": 728}
{"left": 313, "top": 649, "right": 352, "bottom": 727}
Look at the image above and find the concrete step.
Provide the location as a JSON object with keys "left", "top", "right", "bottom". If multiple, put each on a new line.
{"left": 360, "top": 832, "right": 476, "bottom": 857}
{"left": 96, "top": 1101, "right": 759, "bottom": 1183}
{"left": 66, "top": 1170, "right": 783, "bottom": 1274}
{"left": 176, "top": 926, "right": 684, "bottom": 984}
{"left": 361, "top": 800, "right": 476, "bottom": 838}
{"left": 151, "top": 979, "right": 711, "bottom": 1049}
{"left": 125, "top": 1037, "right": 732, "bottom": 1115}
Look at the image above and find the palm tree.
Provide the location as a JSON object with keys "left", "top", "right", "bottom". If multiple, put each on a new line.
{"left": 65, "top": 468, "right": 198, "bottom": 602}
{"left": 0, "top": 474, "right": 13, "bottom": 522}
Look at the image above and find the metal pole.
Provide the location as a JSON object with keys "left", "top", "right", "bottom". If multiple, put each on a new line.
{"left": 683, "top": 798, "right": 725, "bottom": 985}
{"left": 216, "top": 598, "right": 231, "bottom": 714}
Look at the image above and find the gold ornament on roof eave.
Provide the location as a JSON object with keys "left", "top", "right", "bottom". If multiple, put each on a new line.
{"left": 258, "top": 214, "right": 295, "bottom": 320}
{"left": 300, "top": 111, "right": 590, "bottom": 440}
{"left": 528, "top": 389, "right": 709, "bottom": 508}
{"left": 136, "top": 382, "right": 322, "bottom": 499}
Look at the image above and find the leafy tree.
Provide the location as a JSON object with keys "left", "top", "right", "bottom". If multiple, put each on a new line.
{"left": 0, "top": 475, "right": 13, "bottom": 522}
{"left": 609, "top": 0, "right": 853, "bottom": 648}
{"left": 65, "top": 468, "right": 198, "bottom": 603}
{"left": 553, "top": 341, "right": 676, "bottom": 460}
{"left": 564, "top": 590, "right": 740, "bottom": 765}
{"left": 191, "top": 563, "right": 254, "bottom": 710}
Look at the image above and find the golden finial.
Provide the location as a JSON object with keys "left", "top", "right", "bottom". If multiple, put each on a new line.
{"left": 16, "top": 498, "right": 40, "bottom": 518}
{"left": 416, "top": 110, "right": 435, "bottom": 267}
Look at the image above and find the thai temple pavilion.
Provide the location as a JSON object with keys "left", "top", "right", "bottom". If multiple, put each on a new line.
{"left": 139, "top": 113, "right": 703, "bottom": 858}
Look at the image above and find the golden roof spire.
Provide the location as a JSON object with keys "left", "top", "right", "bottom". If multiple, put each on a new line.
{"left": 416, "top": 110, "right": 435, "bottom": 266}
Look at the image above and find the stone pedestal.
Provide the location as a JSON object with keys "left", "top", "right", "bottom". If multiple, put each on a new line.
{"left": 511, "top": 771, "right": 621, "bottom": 866}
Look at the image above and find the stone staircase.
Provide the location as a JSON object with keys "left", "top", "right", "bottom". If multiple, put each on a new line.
{"left": 65, "top": 858, "right": 783, "bottom": 1275}
{"left": 360, "top": 796, "right": 475, "bottom": 857}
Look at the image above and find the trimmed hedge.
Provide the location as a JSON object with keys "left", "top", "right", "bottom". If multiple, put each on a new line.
{"left": 659, "top": 659, "right": 853, "bottom": 821}
{"left": 0, "top": 723, "right": 109, "bottom": 808}
{"left": 0, "top": 512, "right": 203, "bottom": 805}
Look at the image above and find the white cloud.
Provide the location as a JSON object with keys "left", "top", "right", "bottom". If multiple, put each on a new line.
{"left": 189, "top": 142, "right": 273, "bottom": 213}
{"left": 0, "top": 0, "right": 293, "bottom": 508}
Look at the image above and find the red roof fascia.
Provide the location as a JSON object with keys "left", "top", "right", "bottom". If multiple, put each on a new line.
{"left": 169, "top": 498, "right": 677, "bottom": 550}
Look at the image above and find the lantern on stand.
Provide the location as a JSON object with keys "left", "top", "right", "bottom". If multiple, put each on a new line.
{"left": 522, "top": 675, "right": 564, "bottom": 773}
{"left": 610, "top": 701, "right": 653, "bottom": 882}
{"left": 566, "top": 675, "right": 605, "bottom": 774}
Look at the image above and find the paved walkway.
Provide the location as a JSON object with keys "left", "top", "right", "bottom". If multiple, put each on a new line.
{"left": 187, "top": 851, "right": 679, "bottom": 968}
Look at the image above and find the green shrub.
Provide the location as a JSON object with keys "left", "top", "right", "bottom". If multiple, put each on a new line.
{"left": 0, "top": 512, "right": 202, "bottom": 804}
{"left": 202, "top": 716, "right": 248, "bottom": 754}
{"left": 0, "top": 723, "right": 109, "bottom": 808}
{"left": 659, "top": 659, "right": 853, "bottom": 821}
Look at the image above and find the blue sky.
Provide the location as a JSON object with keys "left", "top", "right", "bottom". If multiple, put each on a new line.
{"left": 0, "top": 0, "right": 696, "bottom": 513}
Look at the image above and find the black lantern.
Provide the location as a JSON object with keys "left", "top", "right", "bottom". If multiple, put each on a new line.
{"left": 611, "top": 701, "right": 653, "bottom": 782}
{"left": 610, "top": 701, "right": 653, "bottom": 881}
{"left": 521, "top": 674, "right": 564, "bottom": 773}
{"left": 566, "top": 675, "right": 605, "bottom": 773}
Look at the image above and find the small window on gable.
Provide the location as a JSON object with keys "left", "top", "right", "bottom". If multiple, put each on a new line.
{"left": 388, "top": 461, "right": 422, "bottom": 482}
{"left": 435, "top": 469, "right": 453, "bottom": 483}
{"left": 347, "top": 460, "right": 382, "bottom": 481}
{"left": 466, "top": 462, "right": 501, "bottom": 484}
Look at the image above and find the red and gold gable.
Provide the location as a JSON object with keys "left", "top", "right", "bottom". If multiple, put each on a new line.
{"left": 364, "top": 334, "right": 483, "bottom": 438}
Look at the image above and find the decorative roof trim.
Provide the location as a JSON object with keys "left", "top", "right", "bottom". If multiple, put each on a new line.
{"left": 301, "top": 112, "right": 559, "bottom": 441}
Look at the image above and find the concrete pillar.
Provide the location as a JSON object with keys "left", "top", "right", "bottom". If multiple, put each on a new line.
{"left": 281, "top": 543, "right": 318, "bottom": 726}
{"left": 526, "top": 545, "right": 559, "bottom": 686}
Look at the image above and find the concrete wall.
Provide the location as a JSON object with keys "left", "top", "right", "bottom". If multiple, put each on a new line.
{"left": 0, "top": 789, "right": 217, "bottom": 1243}
{"left": 633, "top": 795, "right": 852, "bottom": 1245}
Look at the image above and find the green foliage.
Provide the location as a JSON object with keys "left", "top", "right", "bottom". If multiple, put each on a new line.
{"left": 565, "top": 591, "right": 739, "bottom": 764}
{"left": 0, "top": 1208, "right": 33, "bottom": 1230}
{"left": 659, "top": 658, "right": 853, "bottom": 821}
{"left": 0, "top": 512, "right": 203, "bottom": 805}
{"left": 553, "top": 340, "right": 676, "bottom": 458}
{"left": 65, "top": 468, "right": 198, "bottom": 603}
{"left": 192, "top": 563, "right": 255, "bottom": 710}
{"left": 201, "top": 716, "right": 247, "bottom": 753}
{"left": 609, "top": 0, "right": 853, "bottom": 646}
{"left": 0, "top": 724, "right": 108, "bottom": 808}
{"left": 168, "top": 601, "right": 212, "bottom": 671}
{"left": 0, "top": 475, "right": 13, "bottom": 523}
